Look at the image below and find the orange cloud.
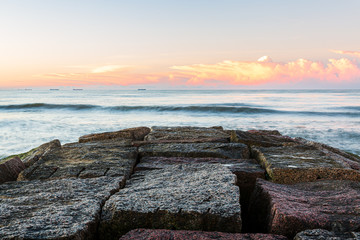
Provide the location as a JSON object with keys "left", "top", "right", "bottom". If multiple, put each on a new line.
{"left": 331, "top": 50, "right": 360, "bottom": 58}
{"left": 37, "top": 65, "right": 160, "bottom": 86}
{"left": 33, "top": 52, "right": 360, "bottom": 88}
{"left": 169, "top": 57, "right": 360, "bottom": 86}
{"left": 91, "top": 65, "right": 129, "bottom": 73}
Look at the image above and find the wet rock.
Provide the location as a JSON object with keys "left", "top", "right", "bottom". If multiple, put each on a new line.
{"left": 79, "top": 127, "right": 150, "bottom": 143}
{"left": 99, "top": 164, "right": 242, "bottom": 240}
{"left": 231, "top": 130, "right": 296, "bottom": 147}
{"left": 120, "top": 229, "right": 288, "bottom": 240}
{"left": 139, "top": 142, "right": 250, "bottom": 159}
{"left": 251, "top": 145, "right": 360, "bottom": 184}
{"left": 0, "top": 157, "right": 25, "bottom": 184}
{"left": 144, "top": 126, "right": 230, "bottom": 142}
{"left": 0, "top": 176, "right": 122, "bottom": 240}
{"left": 294, "top": 229, "right": 360, "bottom": 240}
{"left": 18, "top": 140, "right": 137, "bottom": 181}
{"left": 22, "top": 139, "right": 61, "bottom": 168}
{"left": 248, "top": 179, "right": 360, "bottom": 238}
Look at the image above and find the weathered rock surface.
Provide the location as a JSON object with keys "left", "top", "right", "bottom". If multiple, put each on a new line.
{"left": 231, "top": 130, "right": 296, "bottom": 147}
{"left": 18, "top": 140, "right": 137, "bottom": 182}
{"left": 135, "top": 156, "right": 264, "bottom": 214}
{"left": 135, "top": 156, "right": 264, "bottom": 184}
{"left": 132, "top": 137, "right": 229, "bottom": 147}
{"left": 248, "top": 178, "right": 360, "bottom": 238}
{"left": 2, "top": 125, "right": 360, "bottom": 239}
{"left": 0, "top": 176, "right": 122, "bottom": 240}
{"left": 120, "top": 229, "right": 288, "bottom": 240}
{"left": 22, "top": 139, "right": 61, "bottom": 168}
{"left": 0, "top": 157, "right": 25, "bottom": 184}
{"left": 139, "top": 142, "right": 250, "bottom": 159}
{"left": 294, "top": 229, "right": 360, "bottom": 240}
{"left": 144, "top": 126, "right": 230, "bottom": 142}
{"left": 252, "top": 145, "right": 360, "bottom": 184}
{"left": 99, "top": 164, "right": 242, "bottom": 240}
{"left": 296, "top": 137, "right": 360, "bottom": 170}
{"left": 79, "top": 126, "right": 150, "bottom": 143}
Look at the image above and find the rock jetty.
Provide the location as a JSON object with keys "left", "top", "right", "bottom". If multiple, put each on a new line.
{"left": 0, "top": 126, "right": 359, "bottom": 240}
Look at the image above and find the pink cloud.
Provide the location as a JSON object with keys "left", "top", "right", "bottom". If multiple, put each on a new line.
{"left": 169, "top": 57, "right": 360, "bottom": 86}
{"left": 331, "top": 50, "right": 360, "bottom": 58}
{"left": 35, "top": 51, "right": 360, "bottom": 88}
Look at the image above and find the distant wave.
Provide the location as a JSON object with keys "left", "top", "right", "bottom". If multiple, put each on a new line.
{"left": 339, "top": 106, "right": 360, "bottom": 111}
{"left": 0, "top": 103, "right": 98, "bottom": 110}
{"left": 1, "top": 103, "right": 360, "bottom": 116}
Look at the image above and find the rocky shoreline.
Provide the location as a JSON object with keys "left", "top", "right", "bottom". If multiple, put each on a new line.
{"left": 0, "top": 126, "right": 359, "bottom": 239}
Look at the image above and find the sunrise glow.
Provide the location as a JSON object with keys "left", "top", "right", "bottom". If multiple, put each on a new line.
{"left": 1, "top": 1, "right": 360, "bottom": 89}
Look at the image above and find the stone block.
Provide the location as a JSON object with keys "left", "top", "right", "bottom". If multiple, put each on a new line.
{"left": 231, "top": 130, "right": 296, "bottom": 147}
{"left": 18, "top": 140, "right": 137, "bottom": 181}
{"left": 139, "top": 142, "right": 250, "bottom": 159}
{"left": 0, "top": 177, "right": 122, "bottom": 239}
{"left": 79, "top": 127, "right": 150, "bottom": 143}
{"left": 144, "top": 126, "right": 230, "bottom": 142}
{"left": 252, "top": 145, "right": 360, "bottom": 184}
{"left": 296, "top": 137, "right": 360, "bottom": 170}
{"left": 294, "top": 229, "right": 360, "bottom": 240}
{"left": 135, "top": 156, "right": 264, "bottom": 217}
{"left": 99, "top": 164, "right": 242, "bottom": 240}
{"left": 120, "top": 229, "right": 288, "bottom": 240}
{"left": 0, "top": 157, "right": 25, "bottom": 184}
{"left": 248, "top": 179, "right": 360, "bottom": 238}
{"left": 22, "top": 139, "right": 61, "bottom": 168}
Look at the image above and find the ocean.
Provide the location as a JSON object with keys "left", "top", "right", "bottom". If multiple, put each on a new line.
{"left": 0, "top": 89, "right": 359, "bottom": 158}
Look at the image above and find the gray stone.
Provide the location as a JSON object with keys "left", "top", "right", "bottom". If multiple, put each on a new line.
{"left": 120, "top": 229, "right": 288, "bottom": 240}
{"left": 251, "top": 145, "right": 360, "bottom": 184}
{"left": 296, "top": 137, "right": 360, "bottom": 170}
{"left": 294, "top": 229, "right": 360, "bottom": 240}
{"left": 18, "top": 140, "right": 137, "bottom": 181}
{"left": 22, "top": 139, "right": 61, "bottom": 168}
{"left": 79, "top": 127, "right": 150, "bottom": 143}
{"left": 0, "top": 177, "right": 122, "bottom": 240}
{"left": 231, "top": 130, "right": 296, "bottom": 147}
{"left": 144, "top": 126, "right": 230, "bottom": 142}
{"left": 139, "top": 142, "right": 249, "bottom": 159}
{"left": 99, "top": 164, "right": 242, "bottom": 240}
{"left": 135, "top": 156, "right": 264, "bottom": 220}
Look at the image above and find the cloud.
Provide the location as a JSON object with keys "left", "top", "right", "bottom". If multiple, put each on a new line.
{"left": 169, "top": 57, "right": 360, "bottom": 86}
{"left": 38, "top": 65, "right": 160, "bottom": 86}
{"left": 91, "top": 65, "right": 129, "bottom": 73}
{"left": 257, "top": 56, "right": 273, "bottom": 63}
{"left": 331, "top": 50, "right": 360, "bottom": 58}
{"left": 35, "top": 51, "right": 360, "bottom": 88}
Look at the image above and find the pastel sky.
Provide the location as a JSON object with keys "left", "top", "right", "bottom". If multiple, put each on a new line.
{"left": 1, "top": 0, "right": 360, "bottom": 89}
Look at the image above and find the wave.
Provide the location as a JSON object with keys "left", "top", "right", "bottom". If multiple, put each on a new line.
{"left": 110, "top": 105, "right": 278, "bottom": 114}
{"left": 339, "top": 106, "right": 360, "bottom": 111}
{"left": 1, "top": 103, "right": 360, "bottom": 116}
{"left": 0, "top": 103, "right": 99, "bottom": 110}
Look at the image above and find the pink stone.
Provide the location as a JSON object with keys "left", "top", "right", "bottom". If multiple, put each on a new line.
{"left": 0, "top": 157, "right": 25, "bottom": 184}
{"left": 248, "top": 178, "right": 360, "bottom": 238}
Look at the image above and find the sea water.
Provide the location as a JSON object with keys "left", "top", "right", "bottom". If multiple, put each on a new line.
{"left": 0, "top": 89, "right": 359, "bottom": 158}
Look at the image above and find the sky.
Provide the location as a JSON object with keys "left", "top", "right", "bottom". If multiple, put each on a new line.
{"left": 1, "top": 0, "right": 360, "bottom": 89}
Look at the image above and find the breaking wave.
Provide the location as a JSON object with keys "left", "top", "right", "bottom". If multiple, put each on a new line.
{"left": 1, "top": 103, "right": 360, "bottom": 116}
